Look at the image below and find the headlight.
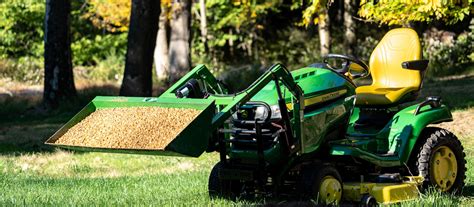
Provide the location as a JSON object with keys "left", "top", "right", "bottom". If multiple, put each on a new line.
{"left": 254, "top": 105, "right": 281, "bottom": 120}
{"left": 270, "top": 105, "right": 282, "bottom": 119}
{"left": 231, "top": 104, "right": 282, "bottom": 121}
{"left": 254, "top": 106, "right": 269, "bottom": 120}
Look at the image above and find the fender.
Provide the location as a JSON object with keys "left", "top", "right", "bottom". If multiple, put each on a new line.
{"left": 387, "top": 103, "right": 453, "bottom": 164}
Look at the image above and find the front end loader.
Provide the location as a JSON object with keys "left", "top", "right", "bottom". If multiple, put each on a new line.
{"left": 46, "top": 28, "right": 466, "bottom": 205}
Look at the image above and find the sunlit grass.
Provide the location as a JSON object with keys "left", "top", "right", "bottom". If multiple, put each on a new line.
{"left": 0, "top": 152, "right": 229, "bottom": 206}
{"left": 1, "top": 150, "right": 217, "bottom": 179}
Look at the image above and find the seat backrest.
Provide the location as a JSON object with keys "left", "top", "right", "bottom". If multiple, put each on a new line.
{"left": 369, "top": 28, "right": 422, "bottom": 89}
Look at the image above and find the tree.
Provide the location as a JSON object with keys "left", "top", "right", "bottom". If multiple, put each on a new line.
{"left": 120, "top": 0, "right": 160, "bottom": 96}
{"left": 44, "top": 0, "right": 76, "bottom": 108}
{"left": 318, "top": 9, "right": 331, "bottom": 56}
{"left": 154, "top": 1, "right": 171, "bottom": 81}
{"left": 168, "top": 0, "right": 192, "bottom": 83}
{"left": 198, "top": 0, "right": 208, "bottom": 52}
{"left": 343, "top": 0, "right": 356, "bottom": 56}
{"left": 301, "top": 0, "right": 333, "bottom": 57}
{"left": 358, "top": 0, "right": 472, "bottom": 26}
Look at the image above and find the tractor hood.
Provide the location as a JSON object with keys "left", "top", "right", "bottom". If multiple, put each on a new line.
{"left": 250, "top": 67, "right": 356, "bottom": 107}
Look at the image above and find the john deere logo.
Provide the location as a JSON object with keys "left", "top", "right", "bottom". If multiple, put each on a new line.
{"left": 240, "top": 110, "right": 248, "bottom": 119}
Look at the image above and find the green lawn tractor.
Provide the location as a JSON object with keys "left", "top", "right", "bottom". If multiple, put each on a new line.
{"left": 46, "top": 28, "right": 466, "bottom": 205}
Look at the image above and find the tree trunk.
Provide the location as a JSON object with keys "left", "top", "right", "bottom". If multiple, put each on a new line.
{"left": 343, "top": 0, "right": 356, "bottom": 56}
{"left": 168, "top": 0, "right": 192, "bottom": 83}
{"left": 120, "top": 0, "right": 160, "bottom": 96}
{"left": 43, "top": 0, "right": 76, "bottom": 108}
{"left": 154, "top": 5, "right": 170, "bottom": 81}
{"left": 228, "top": 29, "right": 234, "bottom": 57}
{"left": 199, "top": 0, "right": 208, "bottom": 52}
{"left": 318, "top": 12, "right": 331, "bottom": 57}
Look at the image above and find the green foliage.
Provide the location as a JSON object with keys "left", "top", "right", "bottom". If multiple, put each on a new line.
{"left": 71, "top": 33, "right": 127, "bottom": 66}
{"left": 353, "top": 36, "right": 378, "bottom": 61}
{"left": 0, "top": 0, "right": 127, "bottom": 82}
{"left": 218, "top": 64, "right": 265, "bottom": 92}
{"left": 192, "top": 1, "right": 318, "bottom": 78}
{"left": 299, "top": 0, "right": 330, "bottom": 26}
{"left": 0, "top": 0, "right": 472, "bottom": 85}
{"left": 78, "top": 50, "right": 125, "bottom": 82}
{"left": 0, "top": 57, "right": 43, "bottom": 84}
{"left": 0, "top": 0, "right": 44, "bottom": 59}
{"left": 423, "top": 28, "right": 474, "bottom": 76}
{"left": 193, "top": 27, "right": 323, "bottom": 85}
{"left": 207, "top": 0, "right": 280, "bottom": 30}
{"left": 359, "top": 0, "right": 473, "bottom": 25}
{"left": 259, "top": 29, "right": 321, "bottom": 68}
{"left": 193, "top": 0, "right": 283, "bottom": 65}
{"left": 83, "top": 0, "right": 131, "bottom": 32}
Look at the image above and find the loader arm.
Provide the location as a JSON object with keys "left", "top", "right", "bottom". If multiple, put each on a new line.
{"left": 159, "top": 63, "right": 305, "bottom": 139}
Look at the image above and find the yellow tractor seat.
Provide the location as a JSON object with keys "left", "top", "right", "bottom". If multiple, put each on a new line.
{"left": 355, "top": 28, "right": 428, "bottom": 106}
{"left": 355, "top": 86, "right": 418, "bottom": 106}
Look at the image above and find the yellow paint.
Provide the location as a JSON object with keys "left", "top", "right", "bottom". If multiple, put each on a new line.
{"left": 286, "top": 89, "right": 347, "bottom": 110}
{"left": 342, "top": 176, "right": 423, "bottom": 205}
{"left": 319, "top": 176, "right": 342, "bottom": 205}
{"left": 431, "top": 146, "right": 458, "bottom": 191}
{"left": 355, "top": 28, "right": 423, "bottom": 106}
{"left": 406, "top": 109, "right": 416, "bottom": 114}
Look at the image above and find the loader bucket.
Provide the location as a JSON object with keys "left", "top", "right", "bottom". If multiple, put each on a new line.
{"left": 45, "top": 96, "right": 216, "bottom": 157}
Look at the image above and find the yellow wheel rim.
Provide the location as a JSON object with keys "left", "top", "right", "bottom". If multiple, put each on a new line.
{"left": 318, "top": 176, "right": 342, "bottom": 204}
{"left": 431, "top": 146, "right": 458, "bottom": 191}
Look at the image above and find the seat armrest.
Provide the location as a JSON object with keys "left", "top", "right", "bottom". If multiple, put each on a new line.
{"left": 401, "top": 60, "right": 429, "bottom": 71}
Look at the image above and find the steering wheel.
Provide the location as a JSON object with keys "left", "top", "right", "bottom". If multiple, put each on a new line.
{"left": 323, "top": 54, "right": 370, "bottom": 79}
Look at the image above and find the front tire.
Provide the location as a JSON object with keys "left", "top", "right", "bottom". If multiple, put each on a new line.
{"left": 208, "top": 162, "right": 242, "bottom": 199}
{"left": 298, "top": 164, "right": 343, "bottom": 205}
{"left": 409, "top": 127, "right": 466, "bottom": 193}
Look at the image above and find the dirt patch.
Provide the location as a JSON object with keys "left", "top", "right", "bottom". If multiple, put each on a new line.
{"left": 52, "top": 107, "right": 201, "bottom": 149}
{"left": 433, "top": 109, "right": 474, "bottom": 138}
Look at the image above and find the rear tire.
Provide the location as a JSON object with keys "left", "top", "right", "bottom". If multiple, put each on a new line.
{"left": 408, "top": 127, "right": 466, "bottom": 193}
{"left": 298, "top": 164, "right": 343, "bottom": 205}
{"left": 208, "top": 162, "right": 242, "bottom": 199}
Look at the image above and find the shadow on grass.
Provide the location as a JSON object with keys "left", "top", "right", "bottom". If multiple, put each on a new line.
{"left": 0, "top": 84, "right": 122, "bottom": 155}
{"left": 0, "top": 83, "right": 120, "bottom": 123}
{"left": 463, "top": 184, "right": 474, "bottom": 197}
{"left": 0, "top": 122, "right": 71, "bottom": 155}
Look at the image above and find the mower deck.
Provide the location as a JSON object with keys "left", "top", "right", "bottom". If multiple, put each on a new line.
{"left": 342, "top": 176, "right": 423, "bottom": 205}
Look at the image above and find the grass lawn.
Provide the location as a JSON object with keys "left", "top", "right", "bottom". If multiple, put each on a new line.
{"left": 0, "top": 75, "right": 473, "bottom": 206}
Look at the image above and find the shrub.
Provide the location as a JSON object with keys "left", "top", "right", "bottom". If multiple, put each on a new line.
{"left": 0, "top": 0, "right": 44, "bottom": 59}
{"left": 71, "top": 33, "right": 127, "bottom": 66}
{"left": 75, "top": 51, "right": 125, "bottom": 82}
{"left": 259, "top": 29, "right": 321, "bottom": 69}
{"left": 423, "top": 27, "right": 474, "bottom": 77}
{"left": 0, "top": 57, "right": 43, "bottom": 84}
